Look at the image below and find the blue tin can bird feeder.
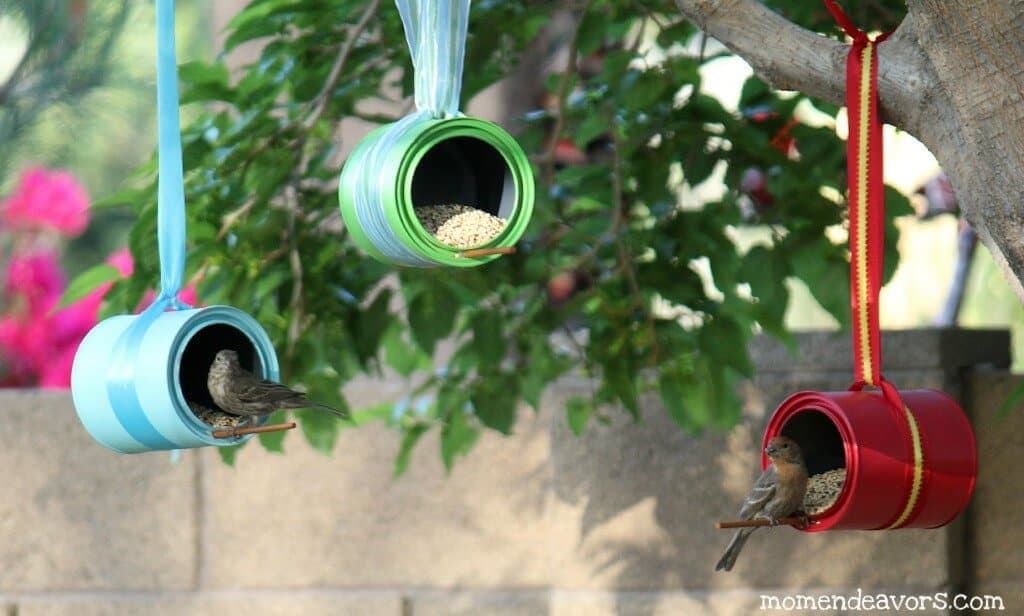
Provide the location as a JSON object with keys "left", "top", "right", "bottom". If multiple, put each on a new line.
{"left": 71, "top": 0, "right": 282, "bottom": 453}
{"left": 338, "top": 0, "right": 535, "bottom": 267}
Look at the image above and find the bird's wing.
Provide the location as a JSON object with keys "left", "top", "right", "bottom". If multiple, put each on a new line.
{"left": 738, "top": 466, "right": 778, "bottom": 519}
{"left": 234, "top": 377, "right": 303, "bottom": 404}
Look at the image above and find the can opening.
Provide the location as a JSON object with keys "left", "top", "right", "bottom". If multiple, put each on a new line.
{"left": 781, "top": 409, "right": 847, "bottom": 516}
{"left": 411, "top": 136, "right": 515, "bottom": 218}
{"left": 780, "top": 409, "right": 844, "bottom": 475}
{"left": 178, "top": 323, "right": 261, "bottom": 411}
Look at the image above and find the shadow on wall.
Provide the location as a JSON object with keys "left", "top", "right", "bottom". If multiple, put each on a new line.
{"left": 547, "top": 373, "right": 961, "bottom": 615}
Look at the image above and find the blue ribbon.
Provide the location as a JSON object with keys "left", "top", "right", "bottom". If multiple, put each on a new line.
{"left": 156, "top": 0, "right": 187, "bottom": 298}
{"left": 105, "top": 0, "right": 191, "bottom": 449}
{"left": 396, "top": 0, "right": 471, "bottom": 118}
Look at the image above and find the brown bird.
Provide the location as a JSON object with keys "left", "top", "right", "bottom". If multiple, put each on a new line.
{"left": 715, "top": 435, "right": 808, "bottom": 572}
{"left": 207, "top": 349, "right": 350, "bottom": 425}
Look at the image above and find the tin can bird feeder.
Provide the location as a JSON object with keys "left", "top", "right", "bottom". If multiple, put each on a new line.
{"left": 762, "top": 387, "right": 976, "bottom": 531}
{"left": 71, "top": 0, "right": 285, "bottom": 453}
{"left": 726, "top": 0, "right": 978, "bottom": 533}
{"left": 72, "top": 307, "right": 280, "bottom": 453}
{"left": 338, "top": 0, "right": 534, "bottom": 267}
{"left": 339, "top": 116, "right": 534, "bottom": 266}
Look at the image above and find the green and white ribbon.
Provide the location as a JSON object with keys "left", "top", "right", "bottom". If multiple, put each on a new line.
{"left": 396, "top": 0, "right": 471, "bottom": 117}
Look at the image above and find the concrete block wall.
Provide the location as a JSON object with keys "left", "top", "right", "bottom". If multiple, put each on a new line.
{"left": 0, "top": 329, "right": 1019, "bottom": 615}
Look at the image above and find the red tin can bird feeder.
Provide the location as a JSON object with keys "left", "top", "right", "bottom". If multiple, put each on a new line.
{"left": 762, "top": 387, "right": 976, "bottom": 531}
{"left": 755, "top": 0, "right": 977, "bottom": 532}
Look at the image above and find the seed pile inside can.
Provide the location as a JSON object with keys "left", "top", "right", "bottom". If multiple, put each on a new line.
{"left": 415, "top": 203, "right": 507, "bottom": 249}
{"left": 189, "top": 400, "right": 244, "bottom": 428}
{"left": 804, "top": 468, "right": 847, "bottom": 515}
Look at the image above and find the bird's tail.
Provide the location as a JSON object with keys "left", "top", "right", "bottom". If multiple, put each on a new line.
{"left": 307, "top": 401, "right": 352, "bottom": 420}
{"left": 715, "top": 528, "right": 754, "bottom": 572}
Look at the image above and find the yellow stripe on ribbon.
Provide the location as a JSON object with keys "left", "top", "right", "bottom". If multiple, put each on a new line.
{"left": 886, "top": 403, "right": 924, "bottom": 529}
{"left": 855, "top": 42, "right": 874, "bottom": 384}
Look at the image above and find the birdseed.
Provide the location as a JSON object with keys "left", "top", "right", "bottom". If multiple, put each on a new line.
{"left": 414, "top": 203, "right": 507, "bottom": 249}
{"left": 804, "top": 468, "right": 846, "bottom": 515}
{"left": 188, "top": 400, "right": 244, "bottom": 428}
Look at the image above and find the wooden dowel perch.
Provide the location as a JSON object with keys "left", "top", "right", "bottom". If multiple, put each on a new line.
{"left": 212, "top": 421, "right": 297, "bottom": 439}
{"left": 716, "top": 516, "right": 810, "bottom": 530}
{"left": 459, "top": 246, "right": 516, "bottom": 258}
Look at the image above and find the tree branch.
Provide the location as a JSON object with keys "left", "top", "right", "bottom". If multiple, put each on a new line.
{"left": 671, "top": 0, "right": 939, "bottom": 136}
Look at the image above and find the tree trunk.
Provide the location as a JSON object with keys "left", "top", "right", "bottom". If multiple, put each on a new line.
{"left": 674, "top": 0, "right": 1024, "bottom": 301}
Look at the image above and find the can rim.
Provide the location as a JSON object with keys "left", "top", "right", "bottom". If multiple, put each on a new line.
{"left": 394, "top": 117, "right": 535, "bottom": 266}
{"left": 762, "top": 390, "right": 857, "bottom": 532}
{"left": 167, "top": 305, "right": 281, "bottom": 446}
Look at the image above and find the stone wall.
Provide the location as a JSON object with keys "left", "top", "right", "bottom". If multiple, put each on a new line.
{"left": 0, "top": 329, "right": 1019, "bottom": 615}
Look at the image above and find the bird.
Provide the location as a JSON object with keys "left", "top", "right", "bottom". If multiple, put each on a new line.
{"left": 715, "top": 435, "right": 808, "bottom": 572}
{"left": 206, "top": 349, "right": 350, "bottom": 425}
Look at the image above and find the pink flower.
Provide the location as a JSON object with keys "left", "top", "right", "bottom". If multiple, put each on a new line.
{"left": 0, "top": 317, "right": 33, "bottom": 383}
{"left": 4, "top": 249, "right": 65, "bottom": 313}
{"left": 178, "top": 284, "right": 199, "bottom": 307}
{"left": 0, "top": 315, "right": 51, "bottom": 384}
{"left": 107, "top": 247, "right": 134, "bottom": 277}
{"left": 0, "top": 246, "right": 202, "bottom": 388}
{"left": 107, "top": 249, "right": 200, "bottom": 310}
{"left": 50, "top": 290, "right": 102, "bottom": 349}
{"left": 39, "top": 344, "right": 78, "bottom": 389}
{"left": 0, "top": 167, "right": 91, "bottom": 237}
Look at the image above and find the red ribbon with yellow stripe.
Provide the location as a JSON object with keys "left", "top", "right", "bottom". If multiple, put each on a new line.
{"left": 825, "top": 0, "right": 892, "bottom": 388}
{"left": 825, "top": 0, "right": 925, "bottom": 530}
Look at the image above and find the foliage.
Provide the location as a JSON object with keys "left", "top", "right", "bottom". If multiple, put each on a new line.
{"left": 0, "top": 0, "right": 130, "bottom": 176}
{"left": 83, "top": 0, "right": 911, "bottom": 469}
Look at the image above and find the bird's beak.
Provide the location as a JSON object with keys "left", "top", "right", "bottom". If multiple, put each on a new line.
{"left": 764, "top": 444, "right": 777, "bottom": 457}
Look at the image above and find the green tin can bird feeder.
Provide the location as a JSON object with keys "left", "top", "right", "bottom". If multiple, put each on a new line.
{"left": 339, "top": 0, "right": 535, "bottom": 267}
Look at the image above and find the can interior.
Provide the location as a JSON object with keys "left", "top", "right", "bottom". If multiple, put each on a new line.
{"left": 411, "top": 136, "right": 515, "bottom": 219}
{"left": 178, "top": 323, "right": 261, "bottom": 410}
{"left": 780, "top": 409, "right": 846, "bottom": 476}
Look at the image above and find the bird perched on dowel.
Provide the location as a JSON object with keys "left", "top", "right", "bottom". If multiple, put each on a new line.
{"left": 715, "top": 435, "right": 808, "bottom": 572}
{"left": 207, "top": 349, "right": 350, "bottom": 426}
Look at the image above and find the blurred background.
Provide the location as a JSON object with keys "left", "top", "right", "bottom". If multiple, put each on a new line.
{"left": 0, "top": 3, "right": 1020, "bottom": 614}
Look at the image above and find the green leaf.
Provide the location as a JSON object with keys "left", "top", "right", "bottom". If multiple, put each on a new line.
{"left": 297, "top": 408, "right": 340, "bottom": 455}
{"left": 659, "top": 366, "right": 691, "bottom": 430}
{"left": 575, "top": 114, "right": 610, "bottom": 150}
{"left": 739, "top": 246, "right": 791, "bottom": 342}
{"left": 698, "top": 315, "right": 754, "bottom": 377}
{"left": 471, "top": 375, "right": 519, "bottom": 434}
{"left": 995, "top": 378, "right": 1024, "bottom": 420}
{"left": 619, "top": 69, "right": 670, "bottom": 111}
{"left": 217, "top": 444, "right": 240, "bottom": 466}
{"left": 394, "top": 425, "right": 429, "bottom": 477}
{"left": 351, "top": 402, "right": 395, "bottom": 426}
{"left": 566, "top": 396, "right": 593, "bottom": 436}
{"left": 440, "top": 409, "right": 479, "bottom": 471}
{"left": 91, "top": 187, "right": 145, "bottom": 209}
{"left": 383, "top": 324, "right": 431, "bottom": 376}
{"left": 52, "top": 264, "right": 121, "bottom": 313}
{"left": 603, "top": 357, "right": 640, "bottom": 417}
{"left": 566, "top": 196, "right": 609, "bottom": 216}
{"left": 258, "top": 411, "right": 288, "bottom": 452}
{"left": 520, "top": 342, "right": 569, "bottom": 411}
{"left": 470, "top": 310, "right": 504, "bottom": 367}
{"left": 407, "top": 280, "right": 460, "bottom": 355}
{"left": 789, "top": 239, "right": 850, "bottom": 325}
{"left": 353, "top": 289, "right": 392, "bottom": 365}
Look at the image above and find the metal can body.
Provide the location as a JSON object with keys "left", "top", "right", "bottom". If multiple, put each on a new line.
{"left": 762, "top": 389, "right": 976, "bottom": 531}
{"left": 71, "top": 305, "right": 280, "bottom": 453}
{"left": 339, "top": 114, "right": 534, "bottom": 267}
